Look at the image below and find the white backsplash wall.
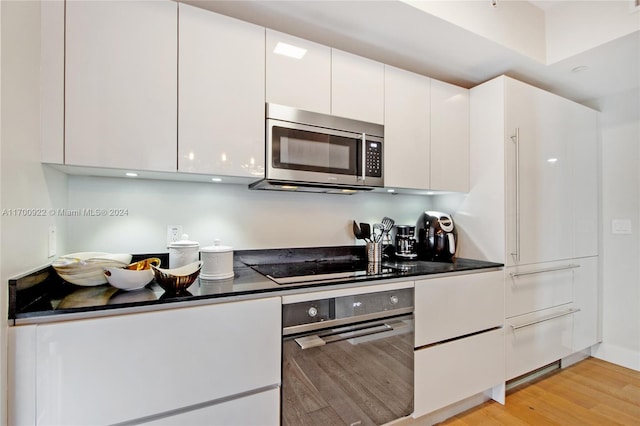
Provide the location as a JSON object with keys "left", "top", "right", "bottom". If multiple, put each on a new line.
{"left": 66, "top": 176, "right": 432, "bottom": 253}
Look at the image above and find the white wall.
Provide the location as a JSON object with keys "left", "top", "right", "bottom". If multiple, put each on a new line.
{"left": 545, "top": 0, "right": 640, "bottom": 64}
{"left": 403, "top": 0, "right": 546, "bottom": 62}
{"left": 1, "top": 2, "right": 68, "bottom": 425}
{"left": 65, "top": 175, "right": 432, "bottom": 253}
{"left": 593, "top": 88, "right": 640, "bottom": 370}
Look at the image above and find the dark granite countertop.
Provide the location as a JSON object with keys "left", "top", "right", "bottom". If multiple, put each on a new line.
{"left": 8, "top": 246, "right": 503, "bottom": 324}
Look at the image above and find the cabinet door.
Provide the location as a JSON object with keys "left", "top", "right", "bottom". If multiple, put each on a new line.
{"left": 384, "top": 65, "right": 430, "bottom": 190}
{"left": 570, "top": 105, "right": 599, "bottom": 257}
{"left": 415, "top": 271, "right": 503, "bottom": 347}
{"left": 65, "top": 0, "right": 177, "bottom": 172}
{"left": 266, "top": 29, "right": 330, "bottom": 114}
{"left": 430, "top": 79, "right": 470, "bottom": 192}
{"left": 331, "top": 49, "right": 384, "bottom": 124}
{"left": 178, "top": 4, "right": 265, "bottom": 178}
{"left": 139, "top": 388, "right": 279, "bottom": 426}
{"left": 573, "top": 256, "right": 600, "bottom": 352}
{"left": 35, "top": 298, "right": 281, "bottom": 426}
{"left": 505, "top": 78, "right": 573, "bottom": 265}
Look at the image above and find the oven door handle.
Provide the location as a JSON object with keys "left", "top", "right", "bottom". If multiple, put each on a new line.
{"left": 294, "top": 319, "right": 411, "bottom": 350}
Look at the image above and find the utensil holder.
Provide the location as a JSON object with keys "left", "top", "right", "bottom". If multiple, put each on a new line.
{"left": 367, "top": 242, "right": 383, "bottom": 263}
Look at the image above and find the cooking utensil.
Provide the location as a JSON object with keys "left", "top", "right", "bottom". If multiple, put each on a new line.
{"left": 382, "top": 216, "right": 395, "bottom": 234}
{"left": 372, "top": 223, "right": 384, "bottom": 243}
{"left": 353, "top": 220, "right": 364, "bottom": 241}
{"left": 360, "top": 223, "right": 371, "bottom": 242}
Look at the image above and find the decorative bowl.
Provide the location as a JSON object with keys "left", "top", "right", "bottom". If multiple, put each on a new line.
{"left": 104, "top": 267, "right": 154, "bottom": 291}
{"left": 52, "top": 252, "right": 133, "bottom": 286}
{"left": 151, "top": 261, "right": 202, "bottom": 293}
{"left": 104, "top": 258, "right": 160, "bottom": 291}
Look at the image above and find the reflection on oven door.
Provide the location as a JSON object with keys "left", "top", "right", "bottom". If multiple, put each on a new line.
{"left": 282, "top": 318, "right": 414, "bottom": 425}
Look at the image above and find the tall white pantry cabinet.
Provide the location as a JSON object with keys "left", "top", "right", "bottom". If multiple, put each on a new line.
{"left": 455, "top": 75, "right": 600, "bottom": 380}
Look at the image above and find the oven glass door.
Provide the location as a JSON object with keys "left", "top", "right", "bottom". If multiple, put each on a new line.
{"left": 282, "top": 314, "right": 414, "bottom": 425}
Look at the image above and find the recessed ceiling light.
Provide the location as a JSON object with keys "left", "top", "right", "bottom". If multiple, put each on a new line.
{"left": 211, "top": 177, "right": 222, "bottom": 182}
{"left": 571, "top": 65, "right": 589, "bottom": 73}
{"left": 125, "top": 172, "right": 138, "bottom": 177}
{"left": 387, "top": 189, "right": 395, "bottom": 193}
{"left": 274, "top": 42, "right": 307, "bottom": 59}
{"left": 547, "top": 158, "right": 558, "bottom": 163}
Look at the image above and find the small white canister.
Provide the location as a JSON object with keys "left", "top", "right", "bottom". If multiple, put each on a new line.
{"left": 168, "top": 234, "right": 200, "bottom": 269}
{"left": 200, "top": 239, "right": 234, "bottom": 280}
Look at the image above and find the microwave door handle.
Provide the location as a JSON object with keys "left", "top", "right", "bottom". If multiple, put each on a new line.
{"left": 361, "top": 133, "right": 366, "bottom": 182}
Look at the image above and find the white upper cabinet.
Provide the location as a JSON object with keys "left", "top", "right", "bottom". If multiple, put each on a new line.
{"left": 178, "top": 4, "right": 265, "bottom": 179}
{"left": 505, "top": 78, "right": 575, "bottom": 265}
{"left": 430, "top": 80, "right": 470, "bottom": 192}
{"left": 331, "top": 49, "right": 384, "bottom": 124}
{"left": 64, "top": 0, "right": 177, "bottom": 172}
{"left": 384, "top": 65, "right": 431, "bottom": 190}
{"left": 464, "top": 75, "right": 599, "bottom": 265}
{"left": 266, "top": 29, "right": 331, "bottom": 114}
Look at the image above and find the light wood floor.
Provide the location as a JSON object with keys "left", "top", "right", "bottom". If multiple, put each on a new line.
{"left": 404, "top": 357, "right": 640, "bottom": 425}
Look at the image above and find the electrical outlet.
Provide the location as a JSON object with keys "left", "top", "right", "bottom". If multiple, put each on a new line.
{"left": 48, "top": 225, "right": 57, "bottom": 257}
{"left": 167, "top": 225, "right": 183, "bottom": 245}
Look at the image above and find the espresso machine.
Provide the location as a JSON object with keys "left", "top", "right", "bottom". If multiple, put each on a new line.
{"left": 393, "top": 225, "right": 417, "bottom": 259}
{"left": 416, "top": 211, "right": 458, "bottom": 261}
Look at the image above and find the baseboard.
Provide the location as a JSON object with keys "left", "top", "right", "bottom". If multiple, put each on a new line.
{"left": 408, "top": 392, "right": 490, "bottom": 425}
{"left": 592, "top": 342, "right": 640, "bottom": 371}
{"left": 561, "top": 349, "right": 591, "bottom": 368}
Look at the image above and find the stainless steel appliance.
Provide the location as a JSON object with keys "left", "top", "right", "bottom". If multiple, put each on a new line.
{"left": 416, "top": 211, "right": 458, "bottom": 261}
{"left": 393, "top": 225, "right": 417, "bottom": 259}
{"left": 282, "top": 287, "right": 414, "bottom": 425}
{"left": 250, "top": 103, "right": 384, "bottom": 193}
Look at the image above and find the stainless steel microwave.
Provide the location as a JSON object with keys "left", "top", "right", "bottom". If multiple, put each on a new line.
{"left": 250, "top": 103, "right": 384, "bottom": 193}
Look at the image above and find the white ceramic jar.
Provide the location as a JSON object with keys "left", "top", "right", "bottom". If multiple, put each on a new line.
{"left": 200, "top": 239, "right": 234, "bottom": 280}
{"left": 168, "top": 234, "right": 200, "bottom": 269}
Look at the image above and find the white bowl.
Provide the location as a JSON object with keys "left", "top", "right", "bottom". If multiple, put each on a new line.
{"left": 52, "top": 252, "right": 132, "bottom": 286}
{"left": 104, "top": 267, "right": 154, "bottom": 291}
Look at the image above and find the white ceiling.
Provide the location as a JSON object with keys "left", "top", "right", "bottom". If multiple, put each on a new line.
{"left": 183, "top": 0, "right": 639, "bottom": 111}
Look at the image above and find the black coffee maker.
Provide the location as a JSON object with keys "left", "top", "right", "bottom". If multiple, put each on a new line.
{"left": 416, "top": 211, "right": 457, "bottom": 261}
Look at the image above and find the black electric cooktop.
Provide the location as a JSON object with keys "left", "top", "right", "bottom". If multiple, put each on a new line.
{"left": 250, "top": 260, "right": 399, "bottom": 285}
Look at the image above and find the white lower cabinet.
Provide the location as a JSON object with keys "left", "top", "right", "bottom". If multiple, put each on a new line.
{"left": 415, "top": 271, "right": 503, "bottom": 346}
{"left": 505, "top": 261, "right": 576, "bottom": 318}
{"left": 414, "top": 328, "right": 504, "bottom": 418}
{"left": 32, "top": 297, "right": 281, "bottom": 426}
{"left": 138, "top": 388, "right": 279, "bottom": 426}
{"left": 505, "top": 304, "right": 575, "bottom": 380}
{"left": 413, "top": 270, "right": 505, "bottom": 418}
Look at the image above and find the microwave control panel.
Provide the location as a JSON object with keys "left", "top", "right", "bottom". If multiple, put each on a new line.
{"left": 365, "top": 142, "right": 382, "bottom": 177}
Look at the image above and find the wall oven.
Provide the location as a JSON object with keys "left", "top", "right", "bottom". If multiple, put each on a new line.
{"left": 250, "top": 103, "right": 384, "bottom": 193}
{"left": 281, "top": 287, "right": 414, "bottom": 425}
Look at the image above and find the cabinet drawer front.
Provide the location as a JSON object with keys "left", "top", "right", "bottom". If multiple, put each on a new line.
{"left": 36, "top": 298, "right": 281, "bottom": 425}
{"left": 506, "top": 262, "right": 576, "bottom": 317}
{"left": 506, "top": 305, "right": 574, "bottom": 380}
{"left": 140, "top": 388, "right": 280, "bottom": 426}
{"left": 414, "top": 328, "right": 504, "bottom": 418}
{"left": 415, "top": 271, "right": 503, "bottom": 347}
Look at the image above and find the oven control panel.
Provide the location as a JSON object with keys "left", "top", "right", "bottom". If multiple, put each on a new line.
{"left": 282, "top": 288, "right": 413, "bottom": 333}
